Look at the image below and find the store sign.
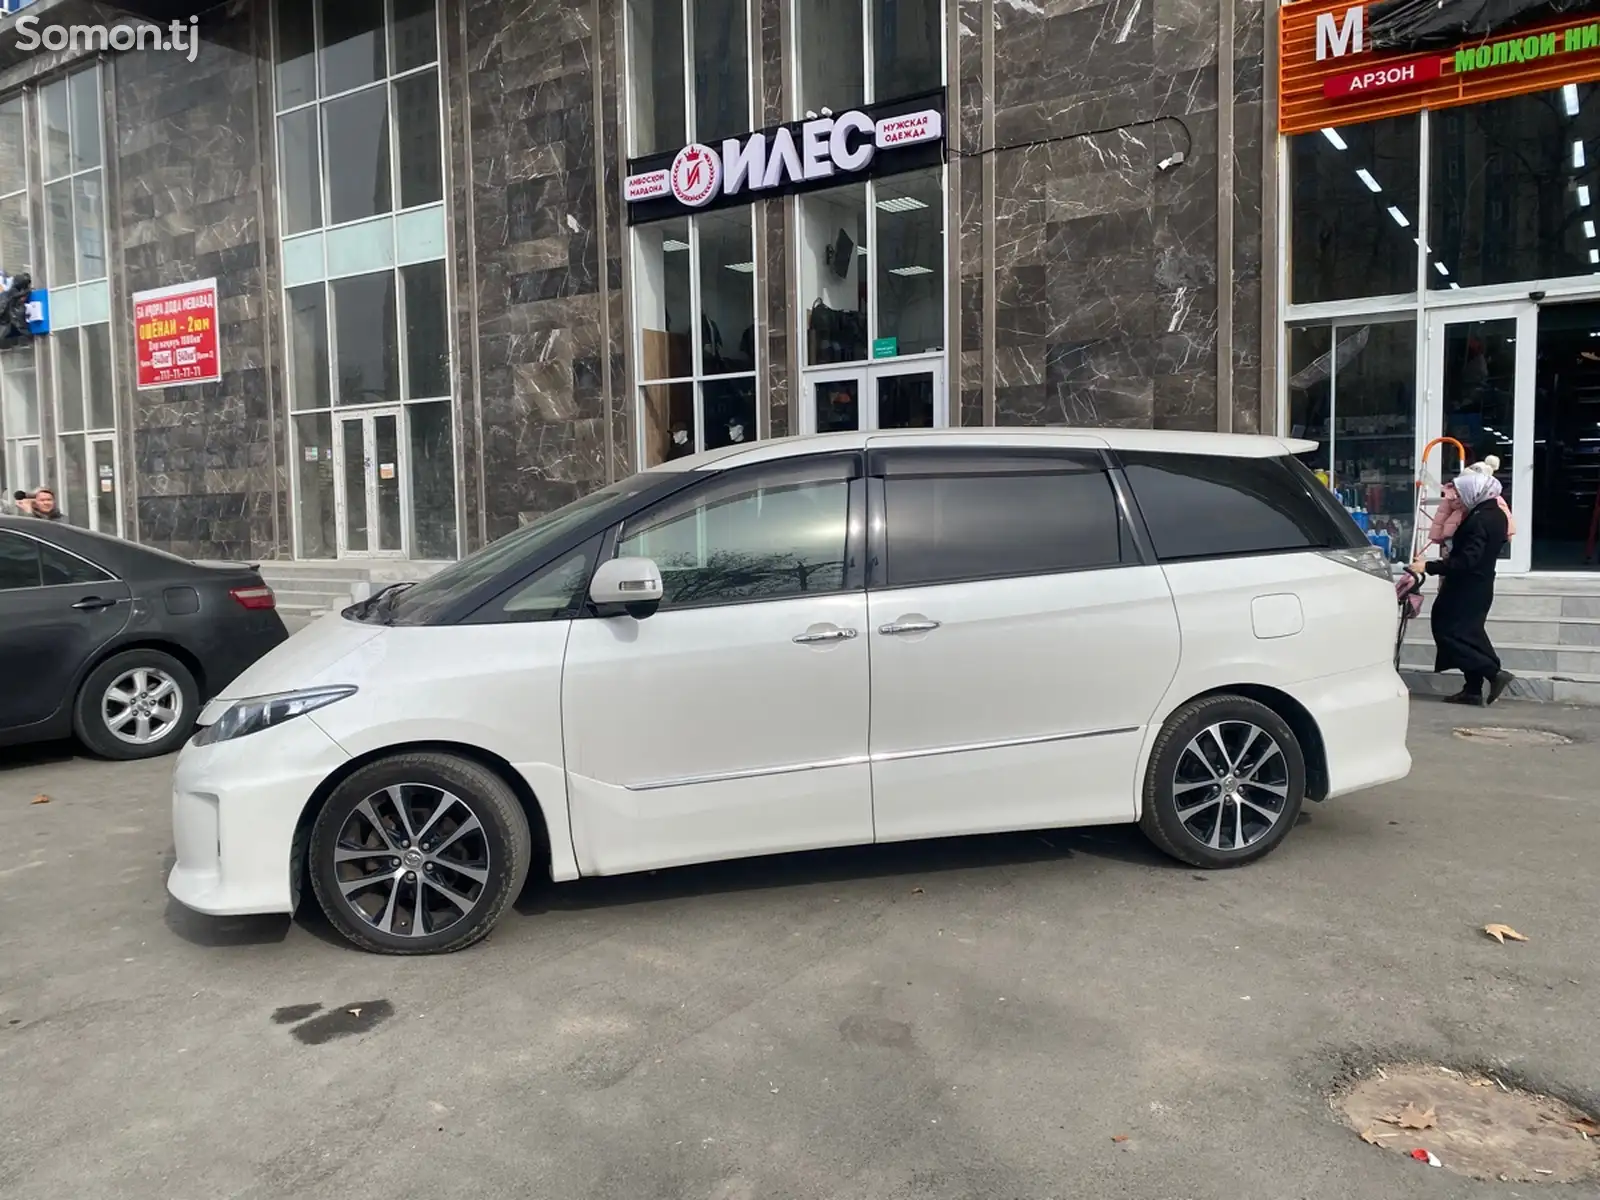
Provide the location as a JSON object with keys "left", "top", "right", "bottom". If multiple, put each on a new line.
{"left": 133, "top": 277, "right": 221, "bottom": 390}
{"left": 626, "top": 94, "right": 947, "bottom": 222}
{"left": 1280, "top": 0, "right": 1600, "bottom": 133}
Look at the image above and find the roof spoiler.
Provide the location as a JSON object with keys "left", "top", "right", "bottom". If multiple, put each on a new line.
{"left": 1282, "top": 437, "right": 1318, "bottom": 455}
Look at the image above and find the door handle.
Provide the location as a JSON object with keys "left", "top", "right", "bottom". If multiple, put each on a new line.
{"left": 792, "top": 627, "right": 858, "bottom": 644}
{"left": 72, "top": 596, "right": 117, "bottom": 611}
{"left": 879, "top": 620, "right": 941, "bottom": 635}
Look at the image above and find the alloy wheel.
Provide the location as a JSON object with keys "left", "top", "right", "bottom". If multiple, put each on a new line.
{"left": 330, "top": 784, "right": 492, "bottom": 939}
{"left": 102, "top": 667, "right": 184, "bottom": 747}
{"left": 1170, "top": 721, "right": 1290, "bottom": 852}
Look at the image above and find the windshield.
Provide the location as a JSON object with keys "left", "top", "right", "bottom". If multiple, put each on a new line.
{"left": 375, "top": 476, "right": 657, "bottom": 625}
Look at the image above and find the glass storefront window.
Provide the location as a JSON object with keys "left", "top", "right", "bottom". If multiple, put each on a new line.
{"left": 692, "top": 0, "right": 748, "bottom": 144}
{"left": 800, "top": 182, "right": 869, "bottom": 364}
{"left": 39, "top": 66, "right": 106, "bottom": 288}
{"left": 1429, "top": 86, "right": 1600, "bottom": 290}
{"left": 1286, "top": 319, "right": 1417, "bottom": 561}
{"left": 1289, "top": 114, "right": 1419, "bottom": 303}
{"left": 800, "top": 168, "right": 944, "bottom": 365}
{"left": 633, "top": 209, "right": 758, "bottom": 463}
{"left": 627, "top": 0, "right": 687, "bottom": 155}
{"left": 798, "top": 0, "right": 940, "bottom": 116}
{"left": 275, "top": 0, "right": 456, "bottom": 560}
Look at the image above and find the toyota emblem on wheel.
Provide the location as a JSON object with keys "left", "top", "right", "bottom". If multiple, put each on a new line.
{"left": 670, "top": 143, "right": 721, "bottom": 207}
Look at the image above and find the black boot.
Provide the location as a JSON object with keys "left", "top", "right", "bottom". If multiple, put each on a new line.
{"left": 1486, "top": 670, "right": 1515, "bottom": 706}
{"left": 1445, "top": 674, "right": 1484, "bottom": 705}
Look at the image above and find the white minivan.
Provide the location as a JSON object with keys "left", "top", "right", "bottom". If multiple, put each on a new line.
{"left": 168, "top": 428, "right": 1411, "bottom": 954}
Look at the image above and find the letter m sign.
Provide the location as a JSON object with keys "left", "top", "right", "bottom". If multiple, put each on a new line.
{"left": 1316, "top": 5, "right": 1365, "bottom": 60}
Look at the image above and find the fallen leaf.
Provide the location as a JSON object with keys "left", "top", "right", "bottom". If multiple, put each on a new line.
{"left": 30, "top": 794, "right": 49, "bottom": 805}
{"left": 1111, "top": 1134, "right": 1129, "bottom": 1143}
{"left": 1360, "top": 1126, "right": 1396, "bottom": 1145}
{"left": 1469, "top": 1079, "right": 1493, "bottom": 1088}
{"left": 1386, "top": 1103, "right": 1437, "bottom": 1131}
{"left": 1484, "top": 923, "right": 1528, "bottom": 944}
{"left": 347, "top": 1007, "right": 362, "bottom": 1018}
{"left": 911, "top": 887, "right": 924, "bottom": 895}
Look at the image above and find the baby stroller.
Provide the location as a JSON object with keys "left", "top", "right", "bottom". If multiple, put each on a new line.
{"left": 1394, "top": 567, "right": 1425, "bottom": 670}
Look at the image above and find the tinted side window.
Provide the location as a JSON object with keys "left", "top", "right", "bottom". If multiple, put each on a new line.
{"left": 471, "top": 539, "right": 601, "bottom": 624}
{"left": 617, "top": 458, "right": 856, "bottom": 610}
{"left": 40, "top": 543, "right": 110, "bottom": 586}
{"left": 1121, "top": 452, "right": 1361, "bottom": 562}
{"left": 0, "top": 532, "right": 41, "bottom": 590}
{"left": 880, "top": 452, "right": 1125, "bottom": 587}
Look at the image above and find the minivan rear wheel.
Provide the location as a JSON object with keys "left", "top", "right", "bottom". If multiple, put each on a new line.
{"left": 1139, "top": 695, "right": 1306, "bottom": 868}
{"left": 308, "top": 752, "right": 532, "bottom": 955}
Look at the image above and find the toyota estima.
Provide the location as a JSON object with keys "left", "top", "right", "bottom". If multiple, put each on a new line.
{"left": 169, "top": 428, "right": 1411, "bottom": 954}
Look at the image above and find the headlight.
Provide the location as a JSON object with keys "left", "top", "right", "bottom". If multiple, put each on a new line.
{"left": 191, "top": 686, "right": 357, "bottom": 746}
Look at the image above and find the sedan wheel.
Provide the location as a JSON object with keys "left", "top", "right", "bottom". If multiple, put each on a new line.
{"left": 309, "top": 752, "right": 533, "bottom": 955}
{"left": 74, "top": 649, "right": 199, "bottom": 760}
{"left": 102, "top": 666, "right": 185, "bottom": 748}
{"left": 1139, "top": 695, "right": 1306, "bottom": 868}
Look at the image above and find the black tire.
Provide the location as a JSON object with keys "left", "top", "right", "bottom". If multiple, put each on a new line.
{"left": 1138, "top": 694, "right": 1306, "bottom": 869}
{"left": 73, "top": 648, "right": 200, "bottom": 760}
{"left": 308, "top": 751, "right": 533, "bottom": 955}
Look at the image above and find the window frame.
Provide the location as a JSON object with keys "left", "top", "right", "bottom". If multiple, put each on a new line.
{"left": 623, "top": 0, "right": 754, "bottom": 160}
{"left": 37, "top": 64, "right": 107, "bottom": 288}
{"left": 866, "top": 447, "right": 1138, "bottom": 590}
{"left": 605, "top": 452, "right": 867, "bottom": 614}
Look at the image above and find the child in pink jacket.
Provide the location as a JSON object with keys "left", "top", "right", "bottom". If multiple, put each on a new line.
{"left": 1429, "top": 456, "right": 1516, "bottom": 547}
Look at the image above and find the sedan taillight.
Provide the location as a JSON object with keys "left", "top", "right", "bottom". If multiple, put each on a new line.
{"left": 230, "top": 585, "right": 276, "bottom": 610}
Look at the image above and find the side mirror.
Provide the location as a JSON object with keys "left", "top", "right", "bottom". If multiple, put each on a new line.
{"left": 589, "top": 556, "right": 665, "bottom": 618}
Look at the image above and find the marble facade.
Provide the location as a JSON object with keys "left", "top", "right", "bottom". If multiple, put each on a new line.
{"left": 0, "top": 0, "right": 1270, "bottom": 559}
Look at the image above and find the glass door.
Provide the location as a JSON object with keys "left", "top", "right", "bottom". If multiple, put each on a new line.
{"left": 870, "top": 360, "right": 944, "bottom": 430}
{"left": 89, "top": 436, "right": 119, "bottom": 535}
{"left": 1424, "top": 303, "right": 1535, "bottom": 574}
{"left": 334, "top": 407, "right": 408, "bottom": 558}
{"left": 810, "top": 370, "right": 867, "bottom": 434}
{"left": 806, "top": 361, "right": 948, "bottom": 433}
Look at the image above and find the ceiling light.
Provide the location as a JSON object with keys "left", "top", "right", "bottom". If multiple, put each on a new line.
{"left": 876, "top": 195, "right": 929, "bottom": 213}
{"left": 1355, "top": 168, "right": 1381, "bottom": 193}
{"left": 1582, "top": 185, "right": 1593, "bottom": 206}
{"left": 724, "top": 261, "right": 755, "bottom": 273}
{"left": 889, "top": 265, "right": 934, "bottom": 276}
{"left": 1575, "top": 139, "right": 1587, "bottom": 169}
{"left": 1412, "top": 237, "right": 1432, "bottom": 251}
{"left": 1387, "top": 206, "right": 1410, "bottom": 227}
{"left": 1591, "top": 248, "right": 1599, "bottom": 265}
{"left": 1566, "top": 84, "right": 1581, "bottom": 116}
{"left": 1449, "top": 282, "right": 1461, "bottom": 290}
{"left": 1588, "top": 221, "right": 1597, "bottom": 238}
{"left": 1434, "top": 261, "right": 1449, "bottom": 276}
{"left": 1321, "top": 127, "right": 1348, "bottom": 150}
{"left": 856, "top": 245, "right": 868, "bottom": 255}
{"left": 662, "top": 238, "right": 689, "bottom": 252}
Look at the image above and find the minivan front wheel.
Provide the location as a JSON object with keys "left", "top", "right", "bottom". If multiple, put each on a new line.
{"left": 1139, "top": 695, "right": 1306, "bottom": 868}
{"left": 308, "top": 752, "right": 532, "bottom": 955}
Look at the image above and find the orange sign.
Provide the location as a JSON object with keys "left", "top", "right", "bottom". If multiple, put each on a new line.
{"left": 1280, "top": 0, "right": 1600, "bottom": 134}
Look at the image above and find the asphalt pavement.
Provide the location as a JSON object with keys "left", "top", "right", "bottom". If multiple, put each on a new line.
{"left": 1, "top": 697, "right": 1597, "bottom": 1200}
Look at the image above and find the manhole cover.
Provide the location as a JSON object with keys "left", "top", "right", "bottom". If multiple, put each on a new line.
{"left": 1336, "top": 1064, "right": 1600, "bottom": 1182}
{"left": 1453, "top": 726, "right": 1573, "bottom": 747}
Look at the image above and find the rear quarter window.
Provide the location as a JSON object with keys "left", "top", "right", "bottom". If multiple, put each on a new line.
{"left": 1120, "top": 451, "right": 1363, "bottom": 562}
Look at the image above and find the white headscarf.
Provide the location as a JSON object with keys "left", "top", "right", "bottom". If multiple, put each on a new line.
{"left": 1454, "top": 469, "right": 1502, "bottom": 511}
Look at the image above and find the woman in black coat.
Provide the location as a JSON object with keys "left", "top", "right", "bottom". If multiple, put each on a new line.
{"left": 1411, "top": 470, "right": 1513, "bottom": 707}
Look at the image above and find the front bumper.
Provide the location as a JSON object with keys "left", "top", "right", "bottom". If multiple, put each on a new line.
{"left": 167, "top": 716, "right": 349, "bottom": 916}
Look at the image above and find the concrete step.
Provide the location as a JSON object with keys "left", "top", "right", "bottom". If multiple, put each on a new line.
{"left": 270, "top": 588, "right": 359, "bottom": 609}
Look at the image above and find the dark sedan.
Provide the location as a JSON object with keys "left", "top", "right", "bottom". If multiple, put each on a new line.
{"left": 0, "top": 517, "right": 289, "bottom": 759}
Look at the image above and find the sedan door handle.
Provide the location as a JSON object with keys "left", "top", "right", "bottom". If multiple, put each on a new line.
{"left": 71, "top": 596, "right": 118, "bottom": 611}
{"left": 879, "top": 620, "right": 941, "bottom": 635}
{"left": 792, "top": 627, "right": 858, "bottom": 644}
